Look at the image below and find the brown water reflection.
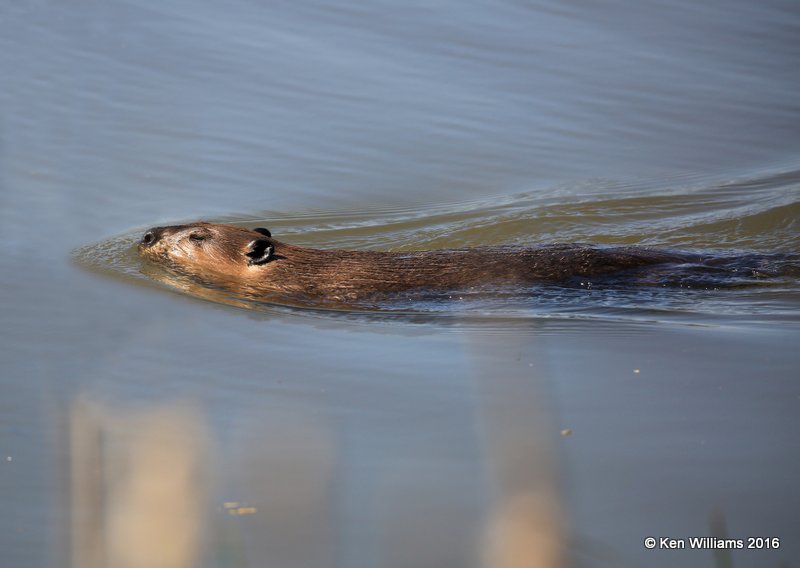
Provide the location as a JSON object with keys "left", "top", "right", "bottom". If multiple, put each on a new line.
{"left": 66, "top": 342, "right": 565, "bottom": 568}
{"left": 472, "top": 334, "right": 564, "bottom": 568}
{"left": 70, "top": 400, "right": 209, "bottom": 568}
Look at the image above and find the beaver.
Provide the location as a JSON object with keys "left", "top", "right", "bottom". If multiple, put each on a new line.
{"left": 137, "top": 222, "right": 715, "bottom": 302}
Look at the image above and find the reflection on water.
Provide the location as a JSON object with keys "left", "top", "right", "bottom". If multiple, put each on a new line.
{"left": 70, "top": 399, "right": 208, "bottom": 568}
{"left": 66, "top": 353, "right": 565, "bottom": 568}
{"left": 472, "top": 333, "right": 564, "bottom": 568}
{"left": 484, "top": 493, "right": 563, "bottom": 568}
{"left": 708, "top": 510, "right": 733, "bottom": 568}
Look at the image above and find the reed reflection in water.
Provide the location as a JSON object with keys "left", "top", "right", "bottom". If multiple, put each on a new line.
{"left": 471, "top": 332, "right": 565, "bottom": 568}
{"left": 69, "top": 399, "right": 209, "bottom": 568}
{"left": 67, "top": 364, "right": 564, "bottom": 568}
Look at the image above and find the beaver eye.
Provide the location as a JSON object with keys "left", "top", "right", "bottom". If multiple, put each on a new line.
{"left": 188, "top": 233, "right": 207, "bottom": 243}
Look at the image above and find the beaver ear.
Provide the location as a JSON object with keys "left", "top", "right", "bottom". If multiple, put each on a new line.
{"left": 253, "top": 227, "right": 271, "bottom": 238}
{"left": 245, "top": 239, "right": 274, "bottom": 265}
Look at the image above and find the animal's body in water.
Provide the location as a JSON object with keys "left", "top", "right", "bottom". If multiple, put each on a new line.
{"left": 137, "top": 222, "right": 796, "bottom": 303}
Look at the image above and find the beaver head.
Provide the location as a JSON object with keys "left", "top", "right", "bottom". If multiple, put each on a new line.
{"left": 138, "top": 222, "right": 276, "bottom": 280}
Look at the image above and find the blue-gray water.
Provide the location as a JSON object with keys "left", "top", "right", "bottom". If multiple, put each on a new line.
{"left": 1, "top": 1, "right": 799, "bottom": 567}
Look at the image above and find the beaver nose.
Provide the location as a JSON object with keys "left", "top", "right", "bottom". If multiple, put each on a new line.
{"left": 140, "top": 228, "right": 163, "bottom": 246}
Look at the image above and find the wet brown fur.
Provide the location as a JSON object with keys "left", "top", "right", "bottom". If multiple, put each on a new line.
{"left": 138, "top": 222, "right": 691, "bottom": 302}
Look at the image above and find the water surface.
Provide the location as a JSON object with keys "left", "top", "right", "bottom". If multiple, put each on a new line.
{"left": 1, "top": 1, "right": 799, "bottom": 567}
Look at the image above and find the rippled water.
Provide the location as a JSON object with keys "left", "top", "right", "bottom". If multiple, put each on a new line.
{"left": 2, "top": 1, "right": 800, "bottom": 567}
{"left": 76, "top": 167, "right": 800, "bottom": 324}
